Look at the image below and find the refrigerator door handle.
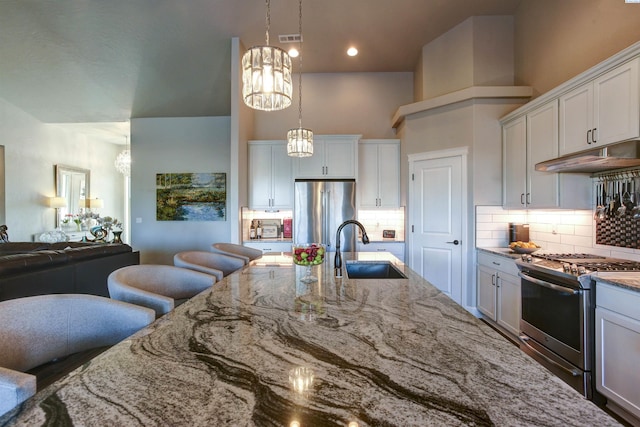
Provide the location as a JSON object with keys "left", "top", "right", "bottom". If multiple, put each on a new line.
{"left": 324, "top": 190, "right": 331, "bottom": 248}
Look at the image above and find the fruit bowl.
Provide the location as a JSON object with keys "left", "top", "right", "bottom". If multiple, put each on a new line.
{"left": 512, "top": 246, "right": 540, "bottom": 254}
{"left": 292, "top": 243, "right": 325, "bottom": 283}
{"left": 292, "top": 243, "right": 326, "bottom": 266}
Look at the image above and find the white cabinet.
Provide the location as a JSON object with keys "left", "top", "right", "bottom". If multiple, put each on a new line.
{"left": 560, "top": 58, "right": 639, "bottom": 156}
{"left": 503, "top": 101, "right": 590, "bottom": 209}
{"left": 477, "top": 252, "right": 520, "bottom": 337}
{"left": 357, "top": 242, "right": 405, "bottom": 262}
{"left": 503, "top": 102, "right": 559, "bottom": 208}
{"left": 295, "top": 135, "right": 359, "bottom": 179}
{"left": 249, "top": 141, "right": 293, "bottom": 210}
{"left": 595, "top": 282, "right": 640, "bottom": 425}
{"left": 359, "top": 140, "right": 400, "bottom": 208}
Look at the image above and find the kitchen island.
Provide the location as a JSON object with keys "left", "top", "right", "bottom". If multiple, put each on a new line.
{"left": 0, "top": 253, "right": 619, "bottom": 426}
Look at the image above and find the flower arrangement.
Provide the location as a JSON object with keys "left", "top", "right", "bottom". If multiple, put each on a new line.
{"left": 73, "top": 214, "right": 82, "bottom": 230}
{"left": 62, "top": 214, "right": 73, "bottom": 225}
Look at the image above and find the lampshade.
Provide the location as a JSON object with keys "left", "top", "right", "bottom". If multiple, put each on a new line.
{"left": 286, "top": 0, "right": 313, "bottom": 157}
{"left": 48, "top": 196, "right": 67, "bottom": 208}
{"left": 115, "top": 149, "right": 130, "bottom": 176}
{"left": 88, "top": 198, "right": 104, "bottom": 209}
{"left": 241, "top": 0, "right": 292, "bottom": 111}
{"left": 287, "top": 128, "right": 313, "bottom": 157}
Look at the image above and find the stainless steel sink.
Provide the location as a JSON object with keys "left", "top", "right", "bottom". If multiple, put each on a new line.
{"left": 345, "top": 261, "right": 407, "bottom": 279}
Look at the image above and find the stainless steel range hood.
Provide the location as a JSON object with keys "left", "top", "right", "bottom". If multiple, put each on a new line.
{"left": 535, "top": 140, "right": 640, "bottom": 173}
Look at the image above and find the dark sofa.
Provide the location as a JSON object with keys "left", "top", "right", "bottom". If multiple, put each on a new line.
{"left": 0, "top": 242, "right": 139, "bottom": 302}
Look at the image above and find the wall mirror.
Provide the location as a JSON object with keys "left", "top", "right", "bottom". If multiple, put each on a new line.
{"left": 55, "top": 164, "right": 90, "bottom": 223}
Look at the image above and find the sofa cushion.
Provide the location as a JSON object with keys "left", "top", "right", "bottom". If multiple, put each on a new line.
{"left": 0, "top": 252, "right": 70, "bottom": 277}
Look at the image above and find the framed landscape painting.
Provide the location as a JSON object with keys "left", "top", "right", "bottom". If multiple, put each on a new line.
{"left": 156, "top": 173, "right": 226, "bottom": 221}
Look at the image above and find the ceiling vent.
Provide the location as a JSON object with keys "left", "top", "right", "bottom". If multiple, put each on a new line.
{"left": 279, "top": 34, "right": 302, "bottom": 43}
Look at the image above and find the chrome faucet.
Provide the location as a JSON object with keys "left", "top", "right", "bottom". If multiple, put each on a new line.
{"left": 334, "top": 220, "right": 370, "bottom": 277}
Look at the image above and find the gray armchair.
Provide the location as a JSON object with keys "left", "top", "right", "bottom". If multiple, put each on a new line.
{"left": 108, "top": 264, "right": 215, "bottom": 318}
{"left": 174, "top": 251, "right": 245, "bottom": 280}
{"left": 0, "top": 294, "right": 154, "bottom": 416}
{"left": 210, "top": 242, "right": 262, "bottom": 265}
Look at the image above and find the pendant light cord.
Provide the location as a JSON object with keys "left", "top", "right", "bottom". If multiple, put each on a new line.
{"left": 298, "top": 0, "right": 303, "bottom": 128}
{"left": 265, "top": 0, "right": 270, "bottom": 45}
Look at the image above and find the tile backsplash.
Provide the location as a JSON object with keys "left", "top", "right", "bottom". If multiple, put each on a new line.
{"left": 475, "top": 205, "right": 640, "bottom": 260}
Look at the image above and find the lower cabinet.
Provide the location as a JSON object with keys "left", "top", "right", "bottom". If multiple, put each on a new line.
{"left": 477, "top": 251, "right": 520, "bottom": 338}
{"left": 595, "top": 282, "right": 640, "bottom": 425}
{"left": 356, "top": 242, "right": 405, "bottom": 262}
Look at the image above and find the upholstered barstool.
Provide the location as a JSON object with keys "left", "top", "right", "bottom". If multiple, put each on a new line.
{"left": 0, "top": 294, "right": 154, "bottom": 416}
{"left": 174, "top": 251, "right": 245, "bottom": 281}
{"left": 108, "top": 264, "right": 215, "bottom": 318}
{"left": 211, "top": 242, "right": 262, "bottom": 265}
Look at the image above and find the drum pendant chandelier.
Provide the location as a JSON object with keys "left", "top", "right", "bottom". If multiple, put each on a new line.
{"left": 242, "top": 0, "right": 292, "bottom": 111}
{"left": 286, "top": 0, "right": 313, "bottom": 157}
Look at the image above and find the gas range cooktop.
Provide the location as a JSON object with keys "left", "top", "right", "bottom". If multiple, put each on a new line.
{"left": 517, "top": 252, "right": 640, "bottom": 280}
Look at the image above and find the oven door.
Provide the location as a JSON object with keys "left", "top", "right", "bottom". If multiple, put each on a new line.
{"left": 518, "top": 270, "right": 589, "bottom": 370}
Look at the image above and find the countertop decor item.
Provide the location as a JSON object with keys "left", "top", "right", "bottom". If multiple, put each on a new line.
{"left": 292, "top": 243, "right": 325, "bottom": 283}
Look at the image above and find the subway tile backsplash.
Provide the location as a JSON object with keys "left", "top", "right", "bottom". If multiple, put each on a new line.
{"left": 475, "top": 205, "right": 640, "bottom": 260}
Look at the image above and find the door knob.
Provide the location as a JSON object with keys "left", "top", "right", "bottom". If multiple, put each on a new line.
{"left": 446, "top": 240, "right": 460, "bottom": 245}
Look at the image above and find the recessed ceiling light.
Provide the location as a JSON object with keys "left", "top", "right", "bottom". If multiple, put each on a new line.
{"left": 289, "top": 48, "right": 299, "bottom": 58}
{"left": 347, "top": 47, "right": 358, "bottom": 57}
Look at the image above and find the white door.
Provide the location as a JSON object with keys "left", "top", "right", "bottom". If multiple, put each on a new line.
{"left": 409, "top": 154, "right": 464, "bottom": 304}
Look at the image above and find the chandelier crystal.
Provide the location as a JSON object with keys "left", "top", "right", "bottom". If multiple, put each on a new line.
{"left": 287, "top": 0, "right": 313, "bottom": 157}
{"left": 114, "top": 136, "right": 131, "bottom": 176}
{"left": 242, "top": 0, "right": 292, "bottom": 111}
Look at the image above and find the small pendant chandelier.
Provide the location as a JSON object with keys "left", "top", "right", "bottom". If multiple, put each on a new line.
{"left": 287, "top": 0, "right": 313, "bottom": 157}
{"left": 242, "top": 0, "right": 292, "bottom": 111}
{"left": 114, "top": 136, "right": 131, "bottom": 176}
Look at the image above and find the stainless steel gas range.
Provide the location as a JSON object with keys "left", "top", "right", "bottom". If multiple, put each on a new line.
{"left": 516, "top": 253, "right": 640, "bottom": 400}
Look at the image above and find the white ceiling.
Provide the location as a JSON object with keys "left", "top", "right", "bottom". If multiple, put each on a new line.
{"left": 0, "top": 0, "right": 521, "bottom": 144}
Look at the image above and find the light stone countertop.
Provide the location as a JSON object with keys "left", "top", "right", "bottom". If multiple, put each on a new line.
{"left": 592, "top": 271, "right": 640, "bottom": 292}
{"left": 0, "top": 252, "right": 619, "bottom": 426}
{"left": 477, "top": 247, "right": 522, "bottom": 260}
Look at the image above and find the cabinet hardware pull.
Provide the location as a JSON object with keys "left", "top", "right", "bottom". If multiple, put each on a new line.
{"left": 492, "top": 261, "right": 500, "bottom": 266}
{"left": 587, "top": 129, "right": 592, "bottom": 144}
{"left": 526, "top": 193, "right": 531, "bottom": 204}
{"left": 592, "top": 128, "right": 597, "bottom": 143}
{"left": 491, "top": 273, "right": 496, "bottom": 286}
{"left": 520, "top": 193, "right": 525, "bottom": 205}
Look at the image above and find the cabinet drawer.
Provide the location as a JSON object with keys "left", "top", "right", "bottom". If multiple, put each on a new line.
{"left": 243, "top": 241, "right": 293, "bottom": 254}
{"left": 596, "top": 282, "right": 640, "bottom": 320}
{"left": 477, "top": 252, "right": 519, "bottom": 276}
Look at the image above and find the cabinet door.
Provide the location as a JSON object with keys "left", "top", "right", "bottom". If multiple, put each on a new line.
{"left": 324, "top": 137, "right": 357, "bottom": 178}
{"left": 596, "top": 307, "right": 640, "bottom": 420}
{"left": 295, "top": 140, "right": 326, "bottom": 178}
{"left": 527, "top": 101, "right": 559, "bottom": 208}
{"left": 377, "top": 143, "right": 400, "bottom": 208}
{"left": 503, "top": 117, "right": 527, "bottom": 208}
{"left": 358, "top": 143, "right": 380, "bottom": 207}
{"left": 270, "top": 144, "right": 294, "bottom": 209}
{"left": 497, "top": 272, "right": 520, "bottom": 337}
{"left": 477, "top": 264, "right": 497, "bottom": 321}
{"left": 249, "top": 144, "right": 274, "bottom": 209}
{"left": 559, "top": 83, "right": 593, "bottom": 156}
{"left": 594, "top": 58, "right": 640, "bottom": 147}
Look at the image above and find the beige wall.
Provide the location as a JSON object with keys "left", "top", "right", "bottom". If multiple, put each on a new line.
{"left": 420, "top": 16, "right": 514, "bottom": 101}
{"left": 253, "top": 72, "right": 413, "bottom": 140}
{"left": 515, "top": 0, "right": 640, "bottom": 97}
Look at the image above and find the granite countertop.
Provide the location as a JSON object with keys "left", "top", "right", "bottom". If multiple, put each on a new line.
{"left": 477, "top": 247, "right": 522, "bottom": 260}
{"left": 0, "top": 253, "right": 619, "bottom": 426}
{"left": 592, "top": 271, "right": 640, "bottom": 292}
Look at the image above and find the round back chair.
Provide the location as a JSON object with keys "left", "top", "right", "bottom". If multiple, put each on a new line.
{"left": 108, "top": 264, "right": 215, "bottom": 318}
{"left": 0, "top": 294, "right": 154, "bottom": 416}
{"left": 174, "top": 251, "right": 245, "bottom": 281}
{"left": 211, "top": 242, "right": 262, "bottom": 265}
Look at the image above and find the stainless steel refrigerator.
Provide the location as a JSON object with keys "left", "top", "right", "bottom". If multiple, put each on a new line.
{"left": 294, "top": 179, "right": 356, "bottom": 252}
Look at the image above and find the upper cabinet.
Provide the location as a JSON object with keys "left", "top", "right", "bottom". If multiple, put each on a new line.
{"left": 559, "top": 58, "right": 639, "bottom": 156}
{"left": 248, "top": 141, "right": 293, "bottom": 210}
{"left": 503, "top": 101, "right": 591, "bottom": 209}
{"left": 359, "top": 139, "right": 400, "bottom": 208}
{"left": 294, "top": 135, "right": 359, "bottom": 179}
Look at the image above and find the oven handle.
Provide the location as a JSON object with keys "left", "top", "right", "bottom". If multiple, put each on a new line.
{"left": 519, "top": 335, "right": 581, "bottom": 377}
{"left": 517, "top": 271, "right": 579, "bottom": 295}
